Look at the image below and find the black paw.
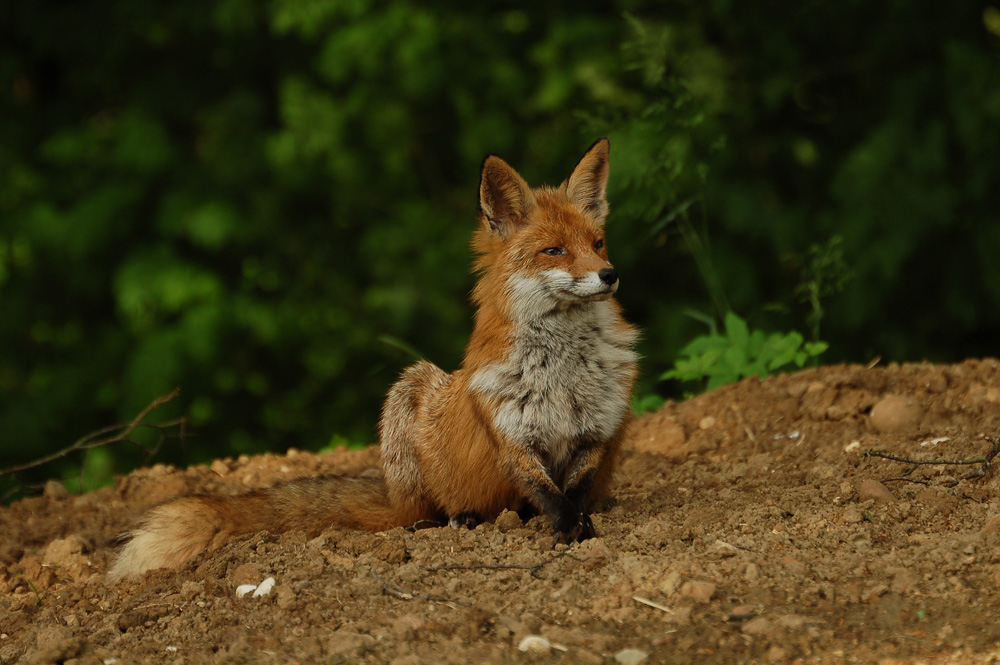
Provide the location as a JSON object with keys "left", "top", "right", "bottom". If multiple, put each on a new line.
{"left": 448, "top": 512, "right": 480, "bottom": 530}
{"left": 553, "top": 513, "right": 597, "bottom": 545}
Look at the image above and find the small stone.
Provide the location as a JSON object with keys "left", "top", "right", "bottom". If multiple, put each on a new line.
{"left": 708, "top": 540, "right": 739, "bottom": 558}
{"left": 698, "top": 417, "right": 717, "bottom": 430}
{"left": 34, "top": 626, "right": 82, "bottom": 658}
{"left": 180, "top": 580, "right": 204, "bottom": 601}
{"left": 981, "top": 514, "right": 1000, "bottom": 543}
{"left": 580, "top": 540, "right": 613, "bottom": 571}
{"left": 775, "top": 614, "right": 809, "bottom": 629}
{"left": 235, "top": 584, "right": 257, "bottom": 598}
{"left": 324, "top": 631, "right": 375, "bottom": 658}
{"left": 252, "top": 577, "right": 275, "bottom": 597}
{"left": 43, "top": 480, "right": 69, "bottom": 501}
{"left": 766, "top": 645, "right": 787, "bottom": 663}
{"left": 42, "top": 536, "right": 87, "bottom": 566}
{"left": 392, "top": 614, "right": 425, "bottom": 640}
{"left": 805, "top": 381, "right": 826, "bottom": 394}
{"left": 520, "top": 612, "right": 542, "bottom": 633}
{"left": 965, "top": 385, "right": 999, "bottom": 408}
{"left": 855, "top": 478, "right": 896, "bottom": 503}
{"left": 631, "top": 415, "right": 686, "bottom": 455}
{"left": 741, "top": 616, "right": 774, "bottom": 636}
{"left": 744, "top": 563, "right": 760, "bottom": 582}
{"left": 679, "top": 580, "right": 716, "bottom": 603}
{"left": 863, "top": 583, "right": 889, "bottom": 601}
{"left": 517, "top": 635, "right": 551, "bottom": 653}
{"left": 614, "top": 648, "right": 649, "bottom": 665}
{"left": 659, "top": 569, "right": 683, "bottom": 596}
{"left": 494, "top": 509, "right": 521, "bottom": 531}
{"left": 780, "top": 556, "right": 806, "bottom": 576}
{"left": 727, "top": 605, "right": 759, "bottom": 621}
{"left": 275, "top": 585, "right": 296, "bottom": 610}
{"left": 869, "top": 395, "right": 921, "bottom": 433}
{"left": 573, "top": 650, "right": 606, "bottom": 665}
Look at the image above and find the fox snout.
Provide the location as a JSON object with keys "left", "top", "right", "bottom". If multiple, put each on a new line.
{"left": 565, "top": 268, "right": 619, "bottom": 302}
{"left": 598, "top": 268, "right": 618, "bottom": 286}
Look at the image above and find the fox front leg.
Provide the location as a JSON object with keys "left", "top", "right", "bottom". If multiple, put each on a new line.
{"left": 558, "top": 439, "right": 609, "bottom": 542}
{"left": 498, "top": 441, "right": 589, "bottom": 544}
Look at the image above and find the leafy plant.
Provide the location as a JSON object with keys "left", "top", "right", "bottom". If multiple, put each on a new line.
{"left": 795, "top": 235, "right": 853, "bottom": 344}
{"left": 661, "top": 312, "right": 828, "bottom": 391}
{"left": 631, "top": 393, "right": 666, "bottom": 416}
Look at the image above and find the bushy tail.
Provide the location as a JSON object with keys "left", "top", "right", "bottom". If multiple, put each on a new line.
{"left": 108, "top": 475, "right": 398, "bottom": 582}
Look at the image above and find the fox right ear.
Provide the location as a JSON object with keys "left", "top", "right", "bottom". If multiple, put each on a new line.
{"left": 479, "top": 155, "right": 534, "bottom": 236}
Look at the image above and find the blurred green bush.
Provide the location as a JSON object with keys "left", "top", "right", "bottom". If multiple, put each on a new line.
{"left": 1, "top": 1, "right": 997, "bottom": 497}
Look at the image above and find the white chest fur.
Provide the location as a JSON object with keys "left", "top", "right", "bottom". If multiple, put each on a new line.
{"left": 470, "top": 298, "right": 637, "bottom": 472}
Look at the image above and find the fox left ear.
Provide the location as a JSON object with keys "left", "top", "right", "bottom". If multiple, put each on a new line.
{"left": 565, "top": 137, "right": 610, "bottom": 221}
{"left": 479, "top": 155, "right": 535, "bottom": 237}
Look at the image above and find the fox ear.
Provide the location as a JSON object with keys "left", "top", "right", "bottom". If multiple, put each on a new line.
{"left": 565, "top": 137, "right": 610, "bottom": 221}
{"left": 479, "top": 155, "right": 534, "bottom": 236}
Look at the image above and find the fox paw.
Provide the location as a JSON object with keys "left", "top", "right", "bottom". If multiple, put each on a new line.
{"left": 448, "top": 513, "right": 480, "bottom": 530}
{"left": 553, "top": 513, "right": 597, "bottom": 545}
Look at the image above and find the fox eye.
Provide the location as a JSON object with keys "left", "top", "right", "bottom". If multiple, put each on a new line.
{"left": 541, "top": 247, "right": 566, "bottom": 256}
{"left": 594, "top": 239, "right": 605, "bottom": 252}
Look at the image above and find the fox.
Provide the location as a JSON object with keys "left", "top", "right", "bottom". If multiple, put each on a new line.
{"left": 108, "top": 138, "right": 638, "bottom": 582}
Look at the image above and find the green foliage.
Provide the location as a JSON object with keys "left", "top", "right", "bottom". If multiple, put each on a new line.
{"left": 319, "top": 434, "right": 368, "bottom": 453}
{"left": 662, "top": 312, "right": 828, "bottom": 392}
{"left": 794, "top": 235, "right": 853, "bottom": 343}
{"left": 631, "top": 393, "right": 666, "bottom": 416}
{"left": 61, "top": 447, "right": 115, "bottom": 495}
{"left": 0, "top": 2, "right": 997, "bottom": 498}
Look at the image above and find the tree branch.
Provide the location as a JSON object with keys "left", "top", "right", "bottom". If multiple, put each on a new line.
{"left": 0, "top": 388, "right": 185, "bottom": 478}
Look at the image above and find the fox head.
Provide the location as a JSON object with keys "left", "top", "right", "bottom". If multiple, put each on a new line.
{"left": 473, "top": 138, "right": 618, "bottom": 318}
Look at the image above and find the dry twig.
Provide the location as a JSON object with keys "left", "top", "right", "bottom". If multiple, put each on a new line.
{"left": 370, "top": 567, "right": 475, "bottom": 608}
{"left": 866, "top": 436, "right": 1000, "bottom": 488}
{"left": 0, "top": 388, "right": 186, "bottom": 479}
{"left": 633, "top": 595, "right": 673, "bottom": 613}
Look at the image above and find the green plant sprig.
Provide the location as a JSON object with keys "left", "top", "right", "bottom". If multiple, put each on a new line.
{"left": 661, "top": 311, "right": 828, "bottom": 392}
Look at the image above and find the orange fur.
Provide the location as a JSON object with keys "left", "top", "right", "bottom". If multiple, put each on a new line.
{"left": 107, "top": 139, "right": 637, "bottom": 581}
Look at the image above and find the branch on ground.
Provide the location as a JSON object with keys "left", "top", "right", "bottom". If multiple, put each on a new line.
{"left": 865, "top": 436, "right": 1000, "bottom": 488}
{"left": 370, "top": 567, "right": 476, "bottom": 608}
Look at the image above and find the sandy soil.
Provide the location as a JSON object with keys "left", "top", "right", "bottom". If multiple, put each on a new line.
{"left": 2, "top": 359, "right": 1000, "bottom": 665}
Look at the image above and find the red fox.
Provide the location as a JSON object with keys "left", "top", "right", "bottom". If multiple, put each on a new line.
{"left": 108, "top": 138, "right": 638, "bottom": 581}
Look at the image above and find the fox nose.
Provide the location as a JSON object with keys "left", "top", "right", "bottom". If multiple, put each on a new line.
{"left": 598, "top": 268, "right": 618, "bottom": 286}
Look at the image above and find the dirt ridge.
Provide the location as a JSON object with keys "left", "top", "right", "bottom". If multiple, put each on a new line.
{"left": 2, "top": 359, "right": 999, "bottom": 664}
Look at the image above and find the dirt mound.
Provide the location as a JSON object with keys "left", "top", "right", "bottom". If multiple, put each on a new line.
{"left": 2, "top": 359, "right": 1000, "bottom": 664}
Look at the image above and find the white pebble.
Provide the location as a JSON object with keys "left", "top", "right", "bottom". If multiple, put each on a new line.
{"left": 517, "top": 635, "right": 552, "bottom": 653}
{"left": 235, "top": 584, "right": 258, "bottom": 598}
{"left": 844, "top": 440, "right": 861, "bottom": 453}
{"left": 615, "top": 648, "right": 649, "bottom": 665}
{"left": 253, "top": 577, "right": 276, "bottom": 597}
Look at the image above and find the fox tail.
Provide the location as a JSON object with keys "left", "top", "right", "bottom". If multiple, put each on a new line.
{"left": 107, "top": 475, "right": 399, "bottom": 582}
